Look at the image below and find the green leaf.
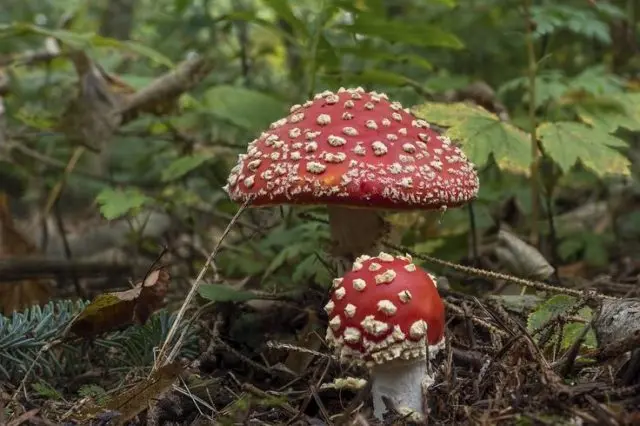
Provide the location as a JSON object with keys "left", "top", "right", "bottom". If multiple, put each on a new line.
{"left": 203, "top": 85, "right": 288, "bottom": 131}
{"left": 527, "top": 295, "right": 597, "bottom": 350}
{"left": 594, "top": 2, "right": 627, "bottom": 19}
{"left": 343, "top": 69, "right": 412, "bottom": 86}
{"left": 500, "top": 71, "right": 569, "bottom": 109}
{"left": 613, "top": 93, "right": 640, "bottom": 129}
{"left": 32, "top": 380, "right": 63, "bottom": 400}
{"left": 558, "top": 231, "right": 611, "bottom": 267}
{"left": 292, "top": 253, "right": 332, "bottom": 285}
{"left": 411, "top": 102, "right": 532, "bottom": 174}
{"left": 260, "top": 0, "right": 308, "bottom": 37}
{"left": 3, "top": 23, "right": 173, "bottom": 67}
{"left": 531, "top": 5, "right": 611, "bottom": 44}
{"left": 537, "top": 122, "right": 630, "bottom": 176}
{"left": 343, "top": 15, "right": 463, "bottom": 49}
{"left": 95, "top": 188, "right": 152, "bottom": 220}
{"left": 430, "top": 0, "right": 456, "bottom": 6}
{"left": 575, "top": 97, "right": 640, "bottom": 133}
{"left": 161, "top": 154, "right": 214, "bottom": 182}
{"left": 198, "top": 284, "right": 258, "bottom": 302}
{"left": 338, "top": 46, "right": 433, "bottom": 70}
{"left": 557, "top": 237, "right": 583, "bottom": 262}
{"left": 567, "top": 66, "right": 624, "bottom": 96}
{"left": 262, "top": 245, "right": 300, "bottom": 280}
{"left": 78, "top": 384, "right": 108, "bottom": 405}
{"left": 292, "top": 254, "right": 319, "bottom": 283}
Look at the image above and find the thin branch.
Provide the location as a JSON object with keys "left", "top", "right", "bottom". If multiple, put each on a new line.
{"left": 118, "top": 55, "right": 213, "bottom": 120}
{"left": 0, "top": 258, "right": 132, "bottom": 281}
{"left": 382, "top": 240, "right": 618, "bottom": 301}
{"left": 154, "top": 199, "right": 251, "bottom": 368}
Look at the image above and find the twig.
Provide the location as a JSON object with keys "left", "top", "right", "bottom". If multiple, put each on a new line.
{"left": 444, "top": 300, "right": 510, "bottom": 338}
{"left": 382, "top": 240, "right": 618, "bottom": 300}
{"left": 8, "top": 141, "right": 127, "bottom": 184}
{"left": 35, "top": 146, "right": 85, "bottom": 233}
{"left": 118, "top": 55, "right": 212, "bottom": 120}
{"left": 52, "top": 202, "right": 85, "bottom": 299}
{"left": 154, "top": 199, "right": 251, "bottom": 369}
{"left": 266, "top": 340, "right": 338, "bottom": 362}
{"left": 468, "top": 202, "right": 479, "bottom": 261}
{"left": 0, "top": 258, "right": 132, "bottom": 281}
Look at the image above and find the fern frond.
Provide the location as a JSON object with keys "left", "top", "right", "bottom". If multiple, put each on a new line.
{"left": 0, "top": 300, "right": 199, "bottom": 384}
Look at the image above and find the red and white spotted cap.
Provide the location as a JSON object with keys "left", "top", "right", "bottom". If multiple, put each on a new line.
{"left": 324, "top": 251, "right": 445, "bottom": 367}
{"left": 223, "top": 87, "right": 478, "bottom": 210}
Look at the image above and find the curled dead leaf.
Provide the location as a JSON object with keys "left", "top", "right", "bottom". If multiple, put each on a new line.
{"left": 69, "top": 268, "right": 170, "bottom": 338}
{"left": 494, "top": 228, "right": 554, "bottom": 281}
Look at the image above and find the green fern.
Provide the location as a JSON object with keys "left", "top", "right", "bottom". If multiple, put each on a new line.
{"left": 0, "top": 300, "right": 199, "bottom": 384}
{"left": 0, "top": 300, "right": 87, "bottom": 381}
{"left": 78, "top": 384, "right": 108, "bottom": 405}
{"left": 530, "top": 4, "right": 622, "bottom": 44}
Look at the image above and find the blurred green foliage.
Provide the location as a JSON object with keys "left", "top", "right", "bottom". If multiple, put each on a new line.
{"left": 1, "top": 0, "right": 639, "bottom": 293}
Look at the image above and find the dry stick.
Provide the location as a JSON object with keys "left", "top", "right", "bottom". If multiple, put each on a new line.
{"left": 118, "top": 55, "right": 211, "bottom": 120}
{"left": 9, "top": 142, "right": 112, "bottom": 184}
{"left": 29, "top": 146, "right": 85, "bottom": 234}
{"left": 154, "top": 199, "right": 251, "bottom": 370}
{"left": 266, "top": 340, "right": 338, "bottom": 362}
{"left": 443, "top": 300, "right": 509, "bottom": 338}
{"left": 382, "top": 241, "right": 618, "bottom": 301}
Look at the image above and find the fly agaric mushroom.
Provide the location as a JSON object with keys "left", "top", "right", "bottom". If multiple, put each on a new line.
{"left": 324, "top": 251, "right": 445, "bottom": 421}
{"left": 223, "top": 87, "right": 479, "bottom": 272}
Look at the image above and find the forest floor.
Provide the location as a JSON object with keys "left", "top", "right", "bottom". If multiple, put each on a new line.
{"left": 2, "top": 201, "right": 640, "bottom": 426}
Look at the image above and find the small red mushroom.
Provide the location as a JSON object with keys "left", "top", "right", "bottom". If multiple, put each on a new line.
{"left": 324, "top": 251, "right": 445, "bottom": 420}
{"left": 223, "top": 87, "right": 479, "bottom": 272}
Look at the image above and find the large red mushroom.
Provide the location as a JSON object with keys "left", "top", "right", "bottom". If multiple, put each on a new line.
{"left": 223, "top": 87, "right": 479, "bottom": 272}
{"left": 324, "top": 251, "right": 445, "bottom": 420}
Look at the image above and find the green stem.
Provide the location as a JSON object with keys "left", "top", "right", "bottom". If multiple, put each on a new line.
{"left": 305, "top": 0, "right": 326, "bottom": 98}
{"left": 524, "top": 0, "right": 540, "bottom": 246}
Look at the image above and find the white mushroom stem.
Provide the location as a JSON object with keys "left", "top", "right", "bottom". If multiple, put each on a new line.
{"left": 327, "top": 205, "right": 389, "bottom": 274}
{"left": 369, "top": 339, "right": 445, "bottom": 421}
{"left": 370, "top": 357, "right": 431, "bottom": 420}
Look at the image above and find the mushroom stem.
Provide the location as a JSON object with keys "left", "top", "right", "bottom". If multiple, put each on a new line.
{"left": 370, "top": 358, "right": 430, "bottom": 420}
{"left": 327, "top": 205, "right": 389, "bottom": 274}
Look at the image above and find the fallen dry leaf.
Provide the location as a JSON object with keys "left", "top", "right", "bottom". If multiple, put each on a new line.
{"left": 75, "top": 361, "right": 182, "bottom": 426}
{"left": 494, "top": 227, "right": 555, "bottom": 281}
{"left": 0, "top": 193, "right": 53, "bottom": 315}
{"left": 107, "top": 361, "right": 181, "bottom": 426}
{"left": 69, "top": 268, "right": 170, "bottom": 338}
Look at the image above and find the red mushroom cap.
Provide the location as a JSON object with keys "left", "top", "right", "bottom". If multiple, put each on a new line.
{"left": 324, "top": 251, "right": 445, "bottom": 366}
{"left": 223, "top": 87, "right": 478, "bottom": 210}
